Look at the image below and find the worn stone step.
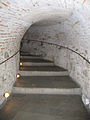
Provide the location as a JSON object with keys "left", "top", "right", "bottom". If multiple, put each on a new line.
{"left": 20, "top": 59, "right": 54, "bottom": 66}
{"left": 20, "top": 66, "right": 67, "bottom": 71}
{"left": 19, "top": 66, "right": 68, "bottom": 76}
{"left": 21, "top": 62, "right": 54, "bottom": 66}
{"left": 20, "top": 56, "right": 42, "bottom": 59}
{"left": 14, "top": 76, "right": 79, "bottom": 88}
{"left": 20, "top": 53, "right": 42, "bottom": 59}
{"left": 20, "top": 58, "right": 51, "bottom": 62}
{"left": 20, "top": 52, "right": 42, "bottom": 56}
{"left": 13, "top": 76, "right": 81, "bottom": 95}
{"left": 13, "top": 87, "right": 81, "bottom": 95}
{"left": 19, "top": 71, "right": 68, "bottom": 76}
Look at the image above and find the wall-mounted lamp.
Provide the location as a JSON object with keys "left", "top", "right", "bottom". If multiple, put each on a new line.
{"left": 82, "top": 94, "right": 89, "bottom": 106}
{"left": 16, "top": 74, "right": 20, "bottom": 78}
{"left": 20, "top": 62, "right": 23, "bottom": 66}
{"left": 3, "top": 92, "right": 10, "bottom": 98}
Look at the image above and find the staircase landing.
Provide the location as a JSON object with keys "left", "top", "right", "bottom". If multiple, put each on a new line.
{"left": 0, "top": 94, "right": 89, "bottom": 120}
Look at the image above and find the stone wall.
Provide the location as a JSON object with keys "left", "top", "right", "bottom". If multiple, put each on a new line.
{"left": 0, "top": 0, "right": 32, "bottom": 105}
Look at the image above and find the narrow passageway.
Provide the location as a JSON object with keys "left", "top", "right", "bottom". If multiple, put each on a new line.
{"left": 0, "top": 53, "right": 90, "bottom": 120}
{"left": 0, "top": 0, "right": 90, "bottom": 119}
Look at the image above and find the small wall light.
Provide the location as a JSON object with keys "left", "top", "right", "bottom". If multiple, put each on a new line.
{"left": 16, "top": 74, "right": 20, "bottom": 78}
{"left": 20, "top": 62, "right": 23, "bottom": 66}
{"left": 3, "top": 92, "right": 10, "bottom": 98}
{"left": 82, "top": 94, "right": 90, "bottom": 106}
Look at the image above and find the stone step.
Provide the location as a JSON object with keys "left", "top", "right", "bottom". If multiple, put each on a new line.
{"left": 19, "top": 71, "right": 68, "bottom": 76}
{"left": 20, "top": 52, "right": 42, "bottom": 56}
{"left": 21, "top": 62, "right": 54, "bottom": 66}
{"left": 13, "top": 76, "right": 80, "bottom": 95}
{"left": 20, "top": 53, "right": 42, "bottom": 59}
{"left": 20, "top": 59, "right": 54, "bottom": 66}
{"left": 20, "top": 66, "right": 67, "bottom": 71}
{"left": 20, "top": 55, "right": 42, "bottom": 59}
{"left": 14, "top": 76, "right": 79, "bottom": 88}
{"left": 13, "top": 87, "right": 81, "bottom": 95}
{"left": 19, "top": 66, "right": 68, "bottom": 76}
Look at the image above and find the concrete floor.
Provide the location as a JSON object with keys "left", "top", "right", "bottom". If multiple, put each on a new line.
{"left": 0, "top": 94, "right": 89, "bottom": 120}
{"left": 14, "top": 76, "right": 79, "bottom": 88}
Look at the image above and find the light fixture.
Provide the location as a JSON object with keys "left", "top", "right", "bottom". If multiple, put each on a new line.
{"left": 3, "top": 92, "right": 10, "bottom": 98}
{"left": 82, "top": 94, "right": 90, "bottom": 106}
{"left": 20, "top": 62, "right": 23, "bottom": 66}
{"left": 16, "top": 73, "right": 20, "bottom": 78}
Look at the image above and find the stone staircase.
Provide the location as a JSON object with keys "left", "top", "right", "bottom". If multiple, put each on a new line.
{"left": 0, "top": 54, "right": 89, "bottom": 120}
{"left": 13, "top": 54, "right": 81, "bottom": 95}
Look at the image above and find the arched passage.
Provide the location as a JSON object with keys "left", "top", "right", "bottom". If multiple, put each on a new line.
{"left": 0, "top": 0, "right": 90, "bottom": 112}
{"left": 21, "top": 20, "right": 90, "bottom": 108}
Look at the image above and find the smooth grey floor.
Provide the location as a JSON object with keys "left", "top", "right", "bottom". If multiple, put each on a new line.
{"left": 20, "top": 66, "right": 67, "bottom": 71}
{"left": 0, "top": 94, "right": 89, "bottom": 120}
{"left": 14, "top": 76, "right": 79, "bottom": 88}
